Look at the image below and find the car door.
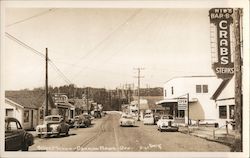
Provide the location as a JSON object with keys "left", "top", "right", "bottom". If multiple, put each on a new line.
{"left": 5, "top": 120, "right": 23, "bottom": 151}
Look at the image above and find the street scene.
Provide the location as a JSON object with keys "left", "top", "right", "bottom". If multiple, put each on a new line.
{"left": 29, "top": 112, "right": 230, "bottom": 152}
{"left": 2, "top": 3, "right": 248, "bottom": 157}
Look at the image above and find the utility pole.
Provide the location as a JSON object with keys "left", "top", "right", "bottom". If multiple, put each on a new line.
{"left": 233, "top": 8, "right": 243, "bottom": 152}
{"left": 45, "top": 48, "right": 48, "bottom": 117}
{"left": 86, "top": 87, "right": 89, "bottom": 114}
{"left": 134, "top": 67, "right": 144, "bottom": 120}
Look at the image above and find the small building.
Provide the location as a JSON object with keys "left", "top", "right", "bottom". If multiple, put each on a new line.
{"left": 211, "top": 76, "right": 235, "bottom": 129}
{"left": 157, "top": 76, "right": 222, "bottom": 125}
{"left": 52, "top": 94, "right": 75, "bottom": 121}
{"left": 68, "top": 98, "right": 88, "bottom": 116}
{"left": 5, "top": 98, "right": 38, "bottom": 130}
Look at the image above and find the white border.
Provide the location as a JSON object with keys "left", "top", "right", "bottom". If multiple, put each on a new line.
{"left": 1, "top": 1, "right": 249, "bottom": 158}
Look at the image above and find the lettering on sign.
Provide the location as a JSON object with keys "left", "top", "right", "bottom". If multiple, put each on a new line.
{"left": 177, "top": 98, "right": 188, "bottom": 111}
{"left": 209, "top": 8, "right": 234, "bottom": 80}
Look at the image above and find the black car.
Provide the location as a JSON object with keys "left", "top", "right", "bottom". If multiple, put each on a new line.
{"left": 5, "top": 117, "right": 34, "bottom": 151}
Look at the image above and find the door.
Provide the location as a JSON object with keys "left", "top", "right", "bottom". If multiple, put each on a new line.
{"left": 31, "top": 110, "right": 34, "bottom": 129}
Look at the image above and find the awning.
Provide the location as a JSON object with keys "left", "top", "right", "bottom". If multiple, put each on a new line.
{"left": 156, "top": 98, "right": 198, "bottom": 105}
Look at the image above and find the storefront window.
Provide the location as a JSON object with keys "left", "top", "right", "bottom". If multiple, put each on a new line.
{"left": 24, "top": 110, "right": 29, "bottom": 122}
{"left": 219, "top": 106, "right": 227, "bottom": 119}
{"left": 229, "top": 105, "right": 235, "bottom": 119}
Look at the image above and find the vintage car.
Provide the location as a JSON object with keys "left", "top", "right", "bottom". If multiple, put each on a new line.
{"left": 83, "top": 113, "right": 94, "bottom": 121}
{"left": 5, "top": 117, "right": 34, "bottom": 151}
{"left": 143, "top": 114, "right": 154, "bottom": 125}
{"left": 119, "top": 114, "right": 135, "bottom": 127}
{"left": 157, "top": 115, "right": 179, "bottom": 132}
{"left": 36, "top": 115, "right": 70, "bottom": 138}
{"left": 73, "top": 114, "right": 91, "bottom": 128}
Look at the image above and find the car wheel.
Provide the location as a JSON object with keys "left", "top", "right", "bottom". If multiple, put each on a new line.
{"left": 21, "top": 141, "right": 29, "bottom": 151}
{"left": 57, "top": 131, "right": 61, "bottom": 137}
{"left": 160, "top": 129, "right": 163, "bottom": 132}
{"left": 65, "top": 130, "right": 69, "bottom": 136}
{"left": 38, "top": 134, "right": 41, "bottom": 138}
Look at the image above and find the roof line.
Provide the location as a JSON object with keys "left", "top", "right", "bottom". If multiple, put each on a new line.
{"left": 5, "top": 98, "right": 24, "bottom": 109}
{"left": 211, "top": 78, "right": 231, "bottom": 100}
{"left": 164, "top": 75, "right": 217, "bottom": 84}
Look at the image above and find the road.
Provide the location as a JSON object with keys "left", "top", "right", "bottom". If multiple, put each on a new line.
{"left": 30, "top": 112, "right": 231, "bottom": 152}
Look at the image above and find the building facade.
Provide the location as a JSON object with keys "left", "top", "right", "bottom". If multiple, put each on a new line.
{"left": 157, "top": 76, "right": 222, "bottom": 125}
{"left": 211, "top": 76, "right": 235, "bottom": 129}
{"left": 5, "top": 98, "right": 38, "bottom": 130}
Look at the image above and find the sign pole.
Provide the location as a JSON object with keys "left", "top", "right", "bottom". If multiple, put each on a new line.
{"left": 45, "top": 48, "right": 48, "bottom": 117}
{"left": 187, "top": 93, "right": 189, "bottom": 126}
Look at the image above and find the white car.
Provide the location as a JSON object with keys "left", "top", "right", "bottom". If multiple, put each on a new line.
{"left": 119, "top": 114, "right": 135, "bottom": 127}
{"left": 143, "top": 114, "right": 154, "bottom": 125}
{"left": 157, "top": 115, "right": 179, "bottom": 132}
{"left": 36, "top": 115, "right": 70, "bottom": 138}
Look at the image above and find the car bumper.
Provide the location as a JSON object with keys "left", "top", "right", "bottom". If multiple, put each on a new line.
{"left": 160, "top": 126, "right": 179, "bottom": 131}
{"left": 37, "top": 131, "right": 59, "bottom": 135}
{"left": 121, "top": 122, "right": 135, "bottom": 126}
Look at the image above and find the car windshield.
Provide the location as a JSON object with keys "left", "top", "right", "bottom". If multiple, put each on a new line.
{"left": 162, "top": 116, "right": 173, "bottom": 119}
{"left": 45, "top": 117, "right": 60, "bottom": 122}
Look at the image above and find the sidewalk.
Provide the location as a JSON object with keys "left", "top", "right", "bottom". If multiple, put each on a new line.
{"left": 179, "top": 126, "right": 235, "bottom": 147}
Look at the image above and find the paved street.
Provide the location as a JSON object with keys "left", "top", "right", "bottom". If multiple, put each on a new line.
{"left": 29, "top": 112, "right": 230, "bottom": 152}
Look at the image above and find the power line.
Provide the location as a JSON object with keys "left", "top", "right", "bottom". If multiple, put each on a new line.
{"left": 6, "top": 9, "right": 55, "bottom": 27}
{"left": 5, "top": 32, "right": 45, "bottom": 58}
{"left": 72, "top": 10, "right": 168, "bottom": 81}
{"left": 5, "top": 32, "right": 72, "bottom": 85}
{"left": 71, "top": 9, "right": 142, "bottom": 78}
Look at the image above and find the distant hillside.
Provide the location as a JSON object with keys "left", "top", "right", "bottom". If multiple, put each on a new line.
{"left": 135, "top": 87, "right": 163, "bottom": 96}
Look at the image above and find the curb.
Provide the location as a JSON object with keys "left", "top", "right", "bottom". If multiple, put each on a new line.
{"left": 179, "top": 130, "right": 233, "bottom": 148}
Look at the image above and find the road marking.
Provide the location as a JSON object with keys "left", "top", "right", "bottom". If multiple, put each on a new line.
{"left": 113, "top": 127, "right": 120, "bottom": 151}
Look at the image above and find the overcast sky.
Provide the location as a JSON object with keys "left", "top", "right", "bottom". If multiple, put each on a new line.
{"left": 4, "top": 8, "right": 215, "bottom": 90}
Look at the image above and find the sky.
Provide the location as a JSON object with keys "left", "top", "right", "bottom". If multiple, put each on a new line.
{"left": 4, "top": 8, "right": 216, "bottom": 90}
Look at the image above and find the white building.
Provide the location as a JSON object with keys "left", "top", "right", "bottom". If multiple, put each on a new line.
{"left": 211, "top": 76, "right": 235, "bottom": 129}
{"left": 157, "top": 76, "right": 222, "bottom": 126}
{"left": 5, "top": 98, "right": 38, "bottom": 130}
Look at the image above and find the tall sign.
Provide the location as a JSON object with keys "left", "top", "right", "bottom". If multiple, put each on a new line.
{"left": 209, "top": 8, "right": 234, "bottom": 80}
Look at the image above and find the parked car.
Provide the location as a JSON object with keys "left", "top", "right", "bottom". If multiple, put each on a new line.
{"left": 119, "top": 114, "right": 135, "bottom": 127}
{"left": 83, "top": 113, "right": 94, "bottom": 122}
{"left": 157, "top": 115, "right": 179, "bottom": 132}
{"left": 5, "top": 117, "right": 34, "bottom": 151}
{"left": 143, "top": 114, "right": 154, "bottom": 125}
{"left": 74, "top": 114, "right": 91, "bottom": 128}
{"left": 36, "top": 115, "right": 70, "bottom": 138}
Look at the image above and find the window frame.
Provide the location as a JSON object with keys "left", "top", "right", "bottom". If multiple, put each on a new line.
{"left": 23, "top": 110, "right": 29, "bottom": 123}
{"left": 229, "top": 105, "right": 235, "bottom": 119}
{"left": 196, "top": 85, "right": 202, "bottom": 93}
{"left": 219, "top": 106, "right": 227, "bottom": 119}
{"left": 203, "top": 85, "right": 208, "bottom": 93}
